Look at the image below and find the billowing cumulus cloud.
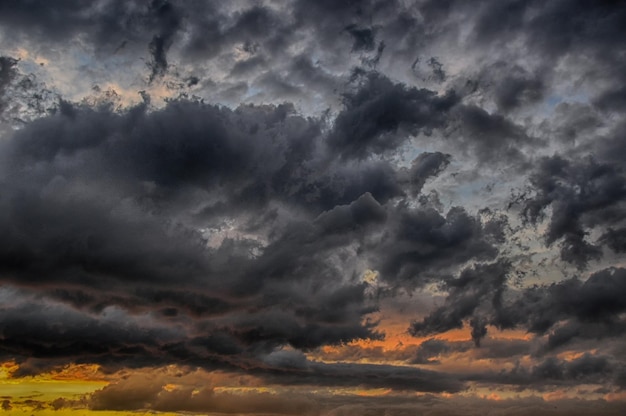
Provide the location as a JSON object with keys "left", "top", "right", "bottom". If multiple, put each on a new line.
{"left": 1, "top": 1, "right": 626, "bottom": 414}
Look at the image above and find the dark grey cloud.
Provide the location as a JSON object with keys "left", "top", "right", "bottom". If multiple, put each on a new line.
{"left": 375, "top": 208, "right": 504, "bottom": 287}
{"left": 469, "top": 353, "right": 619, "bottom": 389}
{"left": 0, "top": 2, "right": 285, "bottom": 85}
{"left": 0, "top": 56, "right": 18, "bottom": 117}
{"left": 543, "top": 320, "right": 626, "bottom": 354}
{"left": 402, "top": 151, "right": 451, "bottom": 196}
{"left": 466, "top": 0, "right": 626, "bottom": 63}
{"left": 328, "top": 73, "right": 459, "bottom": 159}
{"left": 0, "top": 295, "right": 180, "bottom": 373}
{"left": 595, "top": 86, "right": 626, "bottom": 113}
{"left": 540, "top": 102, "right": 604, "bottom": 146}
{"left": 89, "top": 368, "right": 584, "bottom": 416}
{"left": 412, "top": 265, "right": 626, "bottom": 354}
{"left": 499, "top": 267, "right": 626, "bottom": 335}
{"left": 445, "top": 104, "right": 535, "bottom": 166}
{"left": 147, "top": 0, "right": 181, "bottom": 82}
{"left": 0, "top": 288, "right": 377, "bottom": 377}
{"left": 0, "top": 290, "right": 464, "bottom": 394}
{"left": 344, "top": 24, "right": 378, "bottom": 52}
{"left": 258, "top": 358, "right": 464, "bottom": 393}
{"left": 1, "top": 0, "right": 623, "bottom": 100}
{"left": 0, "top": 0, "right": 102, "bottom": 41}
{"left": 91, "top": 378, "right": 320, "bottom": 414}
{"left": 411, "top": 338, "right": 456, "bottom": 364}
{"left": 474, "top": 62, "right": 546, "bottom": 113}
{"left": 0, "top": 99, "right": 395, "bottom": 367}
{"left": 0, "top": 56, "right": 17, "bottom": 98}
{"left": 314, "top": 192, "right": 387, "bottom": 234}
{"left": 409, "top": 261, "right": 510, "bottom": 344}
{"left": 2, "top": 0, "right": 626, "bottom": 404}
{"left": 522, "top": 155, "right": 626, "bottom": 268}
{"left": 0, "top": 78, "right": 483, "bottom": 388}
{"left": 0, "top": 1, "right": 185, "bottom": 84}
{"left": 411, "top": 336, "right": 532, "bottom": 365}
{"left": 599, "top": 227, "right": 626, "bottom": 253}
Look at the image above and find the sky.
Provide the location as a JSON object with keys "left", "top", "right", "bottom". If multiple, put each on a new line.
{"left": 0, "top": 0, "right": 626, "bottom": 415}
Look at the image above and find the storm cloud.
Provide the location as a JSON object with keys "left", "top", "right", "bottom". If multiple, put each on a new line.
{"left": 1, "top": 1, "right": 626, "bottom": 414}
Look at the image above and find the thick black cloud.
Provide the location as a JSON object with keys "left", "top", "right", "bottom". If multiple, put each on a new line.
{"left": 412, "top": 266, "right": 626, "bottom": 351}
{"left": 474, "top": 62, "right": 546, "bottom": 113}
{"left": 0, "top": 56, "right": 18, "bottom": 100}
{"left": 0, "top": 292, "right": 465, "bottom": 394}
{"left": 409, "top": 261, "right": 510, "bottom": 344}
{"left": 0, "top": 101, "right": 380, "bottom": 363}
{"left": 1, "top": 291, "right": 374, "bottom": 376}
{"left": 411, "top": 338, "right": 455, "bottom": 364}
{"left": 445, "top": 104, "right": 535, "bottom": 166}
{"left": 344, "top": 24, "right": 378, "bottom": 52}
{"left": 402, "top": 151, "right": 451, "bottom": 196}
{"left": 469, "top": 353, "right": 619, "bottom": 388}
{"left": 2, "top": 0, "right": 626, "bottom": 402}
{"left": 315, "top": 192, "right": 387, "bottom": 234}
{"left": 0, "top": 1, "right": 102, "bottom": 40}
{"left": 522, "top": 155, "right": 626, "bottom": 268}
{"left": 147, "top": 0, "right": 181, "bottom": 81}
{"left": 375, "top": 208, "right": 504, "bottom": 287}
{"left": 0, "top": 87, "right": 471, "bottom": 384}
{"left": 0, "top": 56, "right": 18, "bottom": 120}
{"left": 499, "top": 267, "right": 626, "bottom": 335}
{"left": 328, "top": 73, "right": 459, "bottom": 159}
{"left": 467, "top": 0, "right": 626, "bottom": 60}
{"left": 257, "top": 354, "right": 464, "bottom": 393}
{"left": 540, "top": 102, "right": 604, "bottom": 145}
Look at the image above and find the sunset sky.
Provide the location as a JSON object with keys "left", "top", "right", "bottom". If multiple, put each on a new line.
{"left": 1, "top": 1, "right": 626, "bottom": 415}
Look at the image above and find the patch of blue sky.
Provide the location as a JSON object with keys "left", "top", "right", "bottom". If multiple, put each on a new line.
{"left": 541, "top": 91, "right": 591, "bottom": 113}
{"left": 394, "top": 137, "right": 440, "bottom": 168}
{"left": 71, "top": 46, "right": 94, "bottom": 67}
{"left": 16, "top": 57, "right": 42, "bottom": 75}
{"left": 243, "top": 85, "right": 261, "bottom": 100}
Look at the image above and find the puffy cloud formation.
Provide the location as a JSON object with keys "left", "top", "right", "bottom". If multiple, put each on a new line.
{"left": 1, "top": 0, "right": 626, "bottom": 414}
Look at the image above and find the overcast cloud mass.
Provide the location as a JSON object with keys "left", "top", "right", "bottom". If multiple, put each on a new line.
{"left": 1, "top": 1, "right": 626, "bottom": 415}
